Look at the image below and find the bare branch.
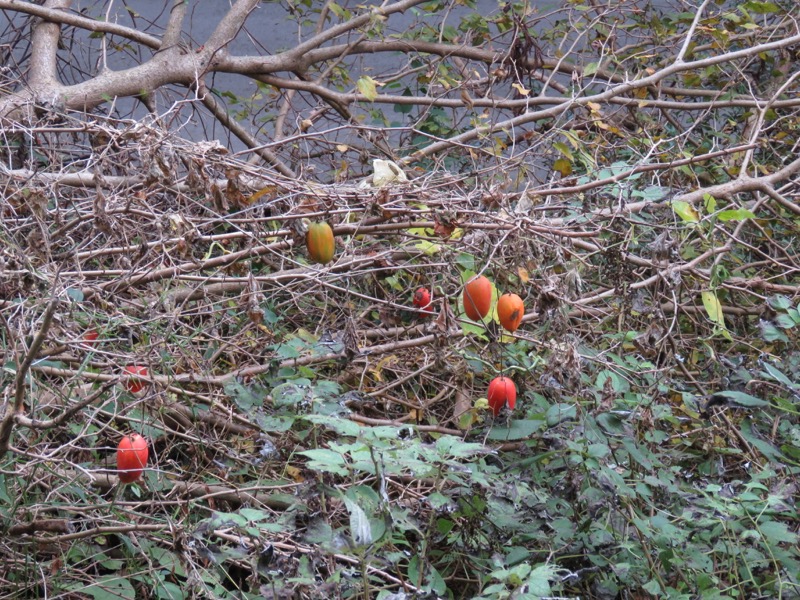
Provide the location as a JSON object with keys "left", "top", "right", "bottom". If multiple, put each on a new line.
{"left": 160, "top": 0, "right": 187, "bottom": 50}
{"left": 0, "top": 0, "right": 161, "bottom": 49}
{"left": 204, "top": 0, "right": 260, "bottom": 53}
{"left": 26, "top": 0, "right": 69, "bottom": 89}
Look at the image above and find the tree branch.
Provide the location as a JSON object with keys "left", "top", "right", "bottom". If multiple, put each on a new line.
{"left": 0, "top": 0, "right": 161, "bottom": 49}
{"left": 204, "top": 0, "right": 259, "bottom": 53}
{"left": 0, "top": 294, "right": 60, "bottom": 459}
{"left": 196, "top": 81, "right": 296, "bottom": 177}
{"left": 160, "top": 0, "right": 187, "bottom": 50}
{"left": 26, "top": 0, "right": 69, "bottom": 90}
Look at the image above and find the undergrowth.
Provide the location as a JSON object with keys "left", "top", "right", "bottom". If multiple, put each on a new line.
{"left": 1, "top": 118, "right": 799, "bottom": 599}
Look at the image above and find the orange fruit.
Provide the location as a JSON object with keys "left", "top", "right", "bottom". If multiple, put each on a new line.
{"left": 463, "top": 275, "right": 492, "bottom": 321}
{"left": 497, "top": 293, "right": 524, "bottom": 332}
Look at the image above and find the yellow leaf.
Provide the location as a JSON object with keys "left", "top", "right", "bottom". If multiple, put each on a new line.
{"left": 553, "top": 141, "right": 574, "bottom": 160}
{"left": 296, "top": 328, "right": 317, "bottom": 344}
{"left": 518, "top": 266, "right": 530, "bottom": 283}
{"left": 245, "top": 185, "right": 279, "bottom": 205}
{"left": 369, "top": 355, "right": 397, "bottom": 382}
{"left": 701, "top": 290, "right": 733, "bottom": 340}
{"left": 671, "top": 200, "right": 700, "bottom": 223}
{"left": 475, "top": 397, "right": 490, "bottom": 411}
{"left": 511, "top": 82, "right": 530, "bottom": 96}
{"left": 285, "top": 465, "right": 304, "bottom": 483}
{"left": 701, "top": 291, "right": 723, "bottom": 325}
{"left": 415, "top": 240, "right": 441, "bottom": 255}
{"left": 553, "top": 158, "right": 573, "bottom": 176}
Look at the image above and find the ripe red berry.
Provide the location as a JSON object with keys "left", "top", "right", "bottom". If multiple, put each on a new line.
{"left": 412, "top": 287, "right": 433, "bottom": 316}
{"left": 487, "top": 376, "right": 517, "bottom": 416}
{"left": 116, "top": 433, "right": 149, "bottom": 484}
{"left": 123, "top": 365, "right": 149, "bottom": 394}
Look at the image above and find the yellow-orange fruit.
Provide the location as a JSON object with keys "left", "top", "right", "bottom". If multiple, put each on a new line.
{"left": 463, "top": 275, "right": 492, "bottom": 321}
{"left": 497, "top": 293, "right": 524, "bottom": 333}
{"left": 306, "top": 222, "right": 335, "bottom": 264}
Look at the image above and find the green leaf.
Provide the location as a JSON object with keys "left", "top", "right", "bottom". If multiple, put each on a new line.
{"left": 596, "top": 369, "right": 629, "bottom": 393}
{"left": 672, "top": 200, "right": 700, "bottom": 223}
{"left": 717, "top": 208, "right": 755, "bottom": 222}
{"left": 701, "top": 290, "right": 731, "bottom": 339}
{"left": 328, "top": 2, "right": 346, "bottom": 17}
{"left": 596, "top": 411, "right": 627, "bottom": 434}
{"left": 757, "top": 520, "right": 798, "bottom": 544}
{"left": 343, "top": 496, "right": 373, "bottom": 546}
{"left": 621, "top": 437, "right": 655, "bottom": 470}
{"left": 256, "top": 415, "right": 294, "bottom": 433}
{"left": 740, "top": 419, "right": 785, "bottom": 462}
{"left": 66, "top": 287, "right": 85, "bottom": 302}
{"left": 304, "top": 413, "right": 363, "bottom": 437}
{"left": 546, "top": 403, "right": 576, "bottom": 426}
{"left": 154, "top": 582, "right": 184, "bottom": 600}
{"left": 224, "top": 380, "right": 262, "bottom": 412}
{"left": 584, "top": 61, "right": 600, "bottom": 76}
{"left": 768, "top": 295, "right": 792, "bottom": 310}
{"left": 643, "top": 579, "right": 663, "bottom": 595}
{"left": 760, "top": 320, "right": 789, "bottom": 342}
{"left": 357, "top": 76, "right": 379, "bottom": 101}
{"left": 527, "top": 563, "right": 557, "bottom": 596}
{"left": 633, "top": 185, "right": 669, "bottom": 201}
{"left": 427, "top": 565, "right": 447, "bottom": 595}
{"left": 415, "top": 240, "right": 441, "bottom": 255}
{"left": 712, "top": 390, "right": 768, "bottom": 408}
{"left": 271, "top": 380, "right": 310, "bottom": 407}
{"left": 743, "top": 0, "right": 780, "bottom": 13}
{"left": 760, "top": 363, "right": 796, "bottom": 389}
{"left": 459, "top": 321, "right": 488, "bottom": 338}
{"left": 487, "top": 418, "right": 545, "bottom": 441}
{"left": 435, "top": 435, "right": 486, "bottom": 458}
{"left": 299, "top": 448, "right": 349, "bottom": 476}
{"left": 77, "top": 575, "right": 136, "bottom": 599}
{"left": 553, "top": 141, "right": 573, "bottom": 160}
{"left": 239, "top": 508, "right": 271, "bottom": 522}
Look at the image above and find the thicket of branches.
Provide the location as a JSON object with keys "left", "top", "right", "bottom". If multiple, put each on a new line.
{"left": 1, "top": 0, "right": 799, "bottom": 598}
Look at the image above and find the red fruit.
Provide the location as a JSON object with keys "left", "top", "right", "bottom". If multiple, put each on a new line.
{"left": 116, "top": 433, "right": 149, "bottom": 484}
{"left": 487, "top": 376, "right": 517, "bottom": 416}
{"left": 497, "top": 293, "right": 525, "bottom": 333}
{"left": 83, "top": 330, "right": 99, "bottom": 343}
{"left": 123, "top": 365, "right": 149, "bottom": 394}
{"left": 412, "top": 287, "right": 433, "bottom": 316}
{"left": 463, "top": 275, "right": 492, "bottom": 321}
